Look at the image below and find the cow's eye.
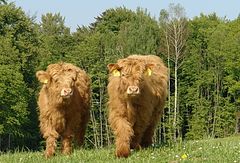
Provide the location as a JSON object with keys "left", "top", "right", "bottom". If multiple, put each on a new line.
{"left": 121, "top": 73, "right": 126, "bottom": 77}
{"left": 53, "top": 78, "right": 59, "bottom": 83}
{"left": 72, "top": 77, "right": 76, "bottom": 81}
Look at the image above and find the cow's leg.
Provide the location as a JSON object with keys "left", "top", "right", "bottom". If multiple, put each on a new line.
{"left": 61, "top": 134, "right": 73, "bottom": 155}
{"left": 75, "top": 126, "right": 86, "bottom": 147}
{"left": 130, "top": 124, "right": 144, "bottom": 150}
{"left": 44, "top": 136, "right": 57, "bottom": 158}
{"left": 141, "top": 124, "right": 155, "bottom": 148}
{"left": 75, "top": 111, "right": 90, "bottom": 147}
{"left": 130, "top": 136, "right": 141, "bottom": 150}
{"left": 110, "top": 117, "right": 133, "bottom": 158}
{"left": 141, "top": 108, "right": 162, "bottom": 148}
{"left": 61, "top": 123, "right": 74, "bottom": 155}
{"left": 130, "top": 105, "right": 151, "bottom": 150}
{"left": 41, "top": 121, "right": 59, "bottom": 158}
{"left": 130, "top": 115, "right": 149, "bottom": 150}
{"left": 44, "top": 132, "right": 58, "bottom": 158}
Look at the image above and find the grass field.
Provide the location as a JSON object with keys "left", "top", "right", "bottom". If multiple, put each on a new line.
{"left": 0, "top": 136, "right": 240, "bottom": 163}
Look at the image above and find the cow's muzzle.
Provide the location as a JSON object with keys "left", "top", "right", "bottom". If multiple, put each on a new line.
{"left": 127, "top": 86, "right": 140, "bottom": 95}
{"left": 60, "top": 88, "right": 73, "bottom": 98}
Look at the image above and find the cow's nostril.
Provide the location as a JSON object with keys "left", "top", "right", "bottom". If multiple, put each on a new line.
{"left": 68, "top": 89, "right": 73, "bottom": 95}
{"left": 61, "top": 88, "right": 73, "bottom": 97}
{"left": 134, "top": 87, "right": 139, "bottom": 93}
{"left": 133, "top": 87, "right": 138, "bottom": 92}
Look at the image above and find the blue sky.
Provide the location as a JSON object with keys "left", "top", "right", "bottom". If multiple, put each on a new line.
{"left": 10, "top": 0, "right": 240, "bottom": 32}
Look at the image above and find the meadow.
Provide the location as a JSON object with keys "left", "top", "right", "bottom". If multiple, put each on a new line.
{"left": 0, "top": 136, "right": 239, "bottom": 163}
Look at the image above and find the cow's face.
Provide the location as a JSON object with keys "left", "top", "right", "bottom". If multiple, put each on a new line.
{"left": 108, "top": 59, "right": 153, "bottom": 99}
{"left": 36, "top": 64, "right": 78, "bottom": 103}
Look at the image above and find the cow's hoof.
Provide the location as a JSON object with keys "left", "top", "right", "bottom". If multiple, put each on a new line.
{"left": 44, "top": 149, "right": 55, "bottom": 158}
{"left": 116, "top": 146, "right": 130, "bottom": 158}
{"left": 62, "top": 147, "right": 72, "bottom": 155}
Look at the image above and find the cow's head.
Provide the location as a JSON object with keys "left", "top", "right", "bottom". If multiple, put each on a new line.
{"left": 108, "top": 58, "right": 154, "bottom": 99}
{"left": 36, "top": 63, "right": 78, "bottom": 104}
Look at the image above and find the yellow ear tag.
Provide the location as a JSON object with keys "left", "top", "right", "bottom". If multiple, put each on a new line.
{"left": 146, "top": 68, "right": 152, "bottom": 76}
{"left": 112, "top": 69, "right": 120, "bottom": 77}
{"left": 42, "top": 79, "right": 48, "bottom": 84}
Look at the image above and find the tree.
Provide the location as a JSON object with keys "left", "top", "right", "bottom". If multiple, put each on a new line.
{"left": 40, "top": 13, "right": 69, "bottom": 35}
{"left": 38, "top": 13, "right": 73, "bottom": 68}
{"left": 0, "top": 65, "right": 29, "bottom": 149}
{"left": 0, "top": 2, "right": 42, "bottom": 150}
{"left": 90, "top": 7, "right": 135, "bottom": 33}
{"left": 182, "top": 14, "right": 220, "bottom": 139}
{"left": 183, "top": 13, "right": 238, "bottom": 139}
{"left": 159, "top": 3, "right": 188, "bottom": 142}
{"left": 117, "top": 7, "right": 160, "bottom": 55}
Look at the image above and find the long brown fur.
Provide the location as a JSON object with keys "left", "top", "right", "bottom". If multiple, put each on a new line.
{"left": 36, "top": 62, "right": 91, "bottom": 158}
{"left": 107, "top": 55, "right": 168, "bottom": 158}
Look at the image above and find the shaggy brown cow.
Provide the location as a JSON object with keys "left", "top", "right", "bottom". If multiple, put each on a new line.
{"left": 36, "top": 62, "right": 91, "bottom": 158}
{"left": 107, "top": 55, "right": 168, "bottom": 158}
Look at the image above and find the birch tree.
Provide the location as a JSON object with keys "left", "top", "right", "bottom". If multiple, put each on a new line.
{"left": 159, "top": 3, "right": 188, "bottom": 141}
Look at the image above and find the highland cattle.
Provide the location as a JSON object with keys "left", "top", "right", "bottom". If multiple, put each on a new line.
{"left": 36, "top": 62, "right": 91, "bottom": 158}
{"left": 107, "top": 55, "right": 168, "bottom": 158}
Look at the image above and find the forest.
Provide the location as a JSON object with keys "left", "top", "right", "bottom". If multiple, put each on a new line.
{"left": 0, "top": 1, "right": 239, "bottom": 151}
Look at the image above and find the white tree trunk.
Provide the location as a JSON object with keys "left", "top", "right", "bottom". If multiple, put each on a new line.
{"left": 173, "top": 59, "right": 178, "bottom": 142}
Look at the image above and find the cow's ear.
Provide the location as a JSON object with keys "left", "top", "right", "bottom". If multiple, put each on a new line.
{"left": 36, "top": 70, "right": 50, "bottom": 84}
{"left": 107, "top": 64, "right": 121, "bottom": 77}
{"left": 145, "top": 64, "right": 155, "bottom": 76}
{"left": 107, "top": 63, "right": 116, "bottom": 71}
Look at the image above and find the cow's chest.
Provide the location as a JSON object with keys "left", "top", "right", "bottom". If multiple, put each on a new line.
{"left": 127, "top": 102, "right": 154, "bottom": 126}
{"left": 50, "top": 110, "right": 66, "bottom": 133}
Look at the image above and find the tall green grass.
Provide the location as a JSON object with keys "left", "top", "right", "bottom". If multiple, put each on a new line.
{"left": 0, "top": 136, "right": 240, "bottom": 163}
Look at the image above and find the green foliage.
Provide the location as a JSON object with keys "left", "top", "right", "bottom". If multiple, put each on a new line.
{"left": 37, "top": 12, "right": 73, "bottom": 69}
{"left": 181, "top": 14, "right": 239, "bottom": 140}
{"left": 0, "top": 65, "right": 29, "bottom": 137}
{"left": 0, "top": 2, "right": 41, "bottom": 150}
{"left": 91, "top": 7, "right": 136, "bottom": 33}
{"left": 41, "top": 13, "right": 70, "bottom": 35}
{"left": 117, "top": 8, "right": 160, "bottom": 55}
{"left": 92, "top": 7, "right": 160, "bottom": 56}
